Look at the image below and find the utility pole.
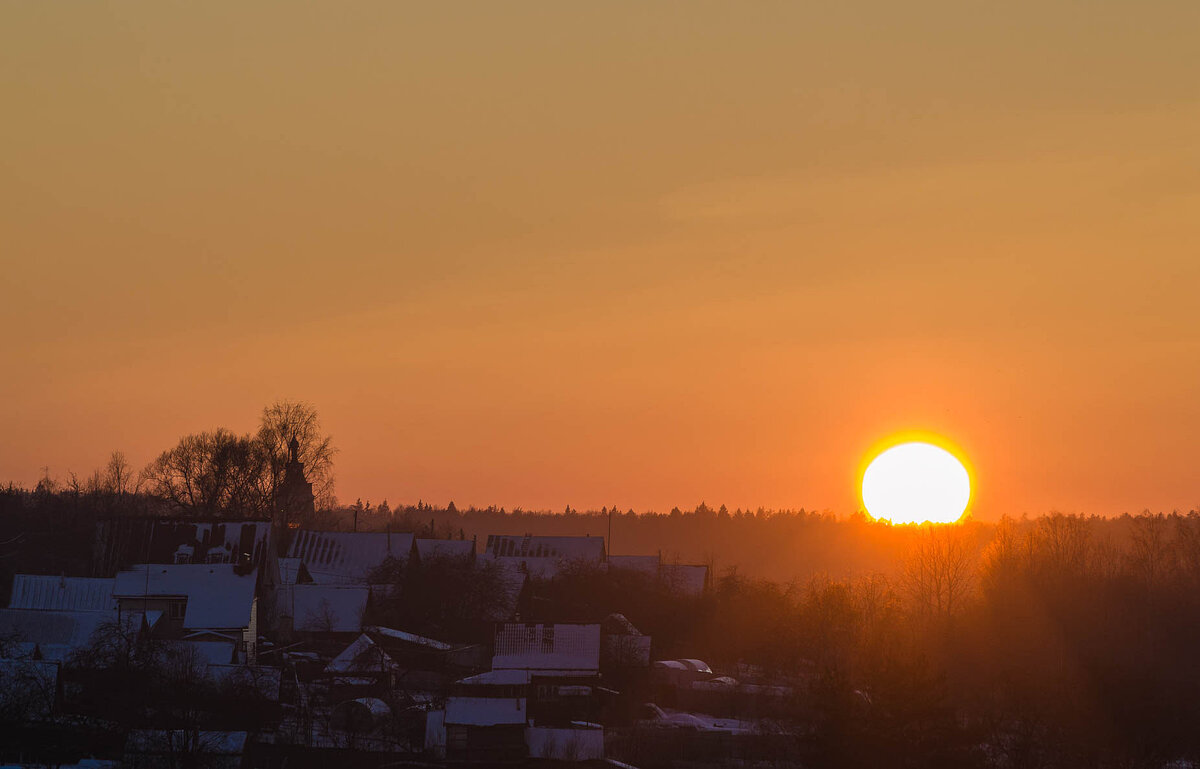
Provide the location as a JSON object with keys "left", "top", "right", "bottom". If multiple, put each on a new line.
{"left": 608, "top": 507, "right": 613, "bottom": 557}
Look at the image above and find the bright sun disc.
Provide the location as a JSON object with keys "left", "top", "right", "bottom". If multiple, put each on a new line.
{"left": 862, "top": 442, "right": 971, "bottom": 524}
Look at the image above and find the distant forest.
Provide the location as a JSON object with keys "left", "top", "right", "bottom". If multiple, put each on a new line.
{"left": 10, "top": 402, "right": 1200, "bottom": 763}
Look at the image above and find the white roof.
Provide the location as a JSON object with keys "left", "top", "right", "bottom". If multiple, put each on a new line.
{"left": 8, "top": 575, "right": 116, "bottom": 612}
{"left": 368, "top": 625, "right": 453, "bottom": 650}
{"left": 493, "top": 623, "right": 601, "bottom": 672}
{"left": 289, "top": 584, "right": 368, "bottom": 633}
{"left": 445, "top": 695, "right": 527, "bottom": 726}
{"left": 326, "top": 634, "right": 399, "bottom": 674}
{"left": 287, "top": 530, "right": 412, "bottom": 583}
{"left": 0, "top": 607, "right": 115, "bottom": 657}
{"left": 114, "top": 564, "right": 256, "bottom": 630}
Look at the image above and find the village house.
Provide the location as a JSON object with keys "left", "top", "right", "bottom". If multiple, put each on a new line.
{"left": 113, "top": 563, "right": 259, "bottom": 663}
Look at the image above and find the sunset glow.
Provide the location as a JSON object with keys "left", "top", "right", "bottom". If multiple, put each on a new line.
{"left": 862, "top": 442, "right": 971, "bottom": 524}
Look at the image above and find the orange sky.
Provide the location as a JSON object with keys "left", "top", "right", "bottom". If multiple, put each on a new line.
{"left": 3, "top": 2, "right": 1199, "bottom": 517}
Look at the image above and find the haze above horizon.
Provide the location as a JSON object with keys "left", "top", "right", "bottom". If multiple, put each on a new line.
{"left": 3, "top": 2, "right": 1199, "bottom": 518}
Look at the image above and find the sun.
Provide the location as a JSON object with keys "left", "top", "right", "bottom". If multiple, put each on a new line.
{"left": 861, "top": 441, "right": 971, "bottom": 524}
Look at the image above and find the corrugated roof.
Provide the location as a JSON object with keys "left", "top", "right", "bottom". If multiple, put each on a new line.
{"left": 286, "top": 530, "right": 412, "bottom": 583}
{"left": 8, "top": 575, "right": 116, "bottom": 612}
{"left": 415, "top": 538, "right": 475, "bottom": 561}
{"left": 493, "top": 623, "right": 601, "bottom": 673}
{"left": 114, "top": 564, "right": 256, "bottom": 630}
{"left": 484, "top": 535, "right": 604, "bottom": 562}
{"left": 289, "top": 584, "right": 368, "bottom": 633}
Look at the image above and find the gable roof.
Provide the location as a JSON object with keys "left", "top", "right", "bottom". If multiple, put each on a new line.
{"left": 8, "top": 575, "right": 116, "bottom": 612}
{"left": 415, "top": 538, "right": 475, "bottom": 562}
{"left": 286, "top": 530, "right": 412, "bottom": 583}
{"left": 113, "top": 564, "right": 256, "bottom": 630}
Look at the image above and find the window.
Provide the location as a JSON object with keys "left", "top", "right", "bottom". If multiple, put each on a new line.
{"left": 168, "top": 600, "right": 186, "bottom": 620}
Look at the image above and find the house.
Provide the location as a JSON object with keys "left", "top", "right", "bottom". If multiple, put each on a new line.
{"left": 436, "top": 669, "right": 531, "bottom": 762}
{"left": 284, "top": 530, "right": 413, "bottom": 584}
{"left": 113, "top": 564, "right": 258, "bottom": 662}
{"left": 483, "top": 535, "right": 605, "bottom": 579}
{"left": 282, "top": 583, "right": 369, "bottom": 634}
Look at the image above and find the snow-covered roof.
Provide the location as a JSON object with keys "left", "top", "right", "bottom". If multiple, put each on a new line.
{"left": 0, "top": 607, "right": 114, "bottom": 658}
{"left": 326, "top": 634, "right": 399, "bottom": 674}
{"left": 484, "top": 535, "right": 604, "bottom": 563}
{"left": 113, "top": 564, "right": 256, "bottom": 630}
{"left": 288, "top": 584, "right": 368, "bottom": 633}
{"left": 415, "top": 538, "right": 475, "bottom": 562}
{"left": 368, "top": 625, "right": 453, "bottom": 651}
{"left": 287, "top": 530, "right": 412, "bottom": 583}
{"left": 8, "top": 575, "right": 116, "bottom": 612}
{"left": 445, "top": 695, "right": 527, "bottom": 726}
{"left": 493, "top": 623, "right": 601, "bottom": 673}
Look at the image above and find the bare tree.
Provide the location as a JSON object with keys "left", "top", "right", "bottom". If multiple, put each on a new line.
{"left": 103, "top": 450, "right": 137, "bottom": 496}
{"left": 258, "top": 399, "right": 337, "bottom": 509}
{"left": 902, "top": 525, "right": 976, "bottom": 620}
{"left": 142, "top": 429, "right": 272, "bottom": 517}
